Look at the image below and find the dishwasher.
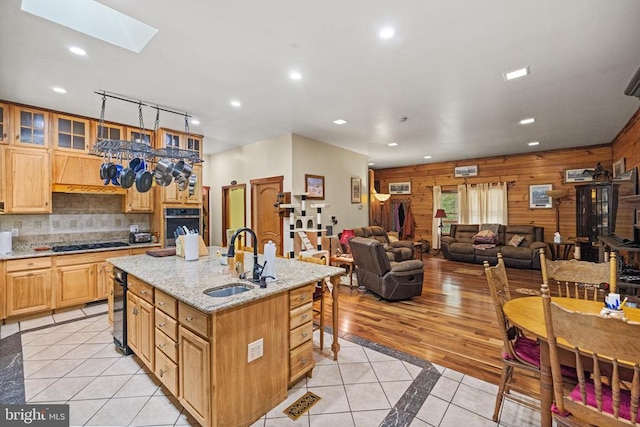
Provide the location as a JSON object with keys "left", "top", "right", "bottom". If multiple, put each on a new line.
{"left": 112, "top": 267, "right": 132, "bottom": 355}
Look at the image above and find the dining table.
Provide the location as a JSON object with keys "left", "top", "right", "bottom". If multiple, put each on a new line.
{"left": 502, "top": 296, "right": 640, "bottom": 427}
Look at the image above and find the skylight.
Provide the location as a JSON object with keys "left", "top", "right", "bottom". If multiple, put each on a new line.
{"left": 21, "top": 0, "right": 158, "bottom": 53}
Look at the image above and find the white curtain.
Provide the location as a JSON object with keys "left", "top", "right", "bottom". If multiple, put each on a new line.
{"left": 459, "top": 182, "right": 508, "bottom": 224}
{"left": 432, "top": 186, "right": 443, "bottom": 249}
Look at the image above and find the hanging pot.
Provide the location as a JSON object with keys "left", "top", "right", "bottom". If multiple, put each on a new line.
{"left": 176, "top": 176, "right": 188, "bottom": 192}
{"left": 171, "top": 160, "right": 192, "bottom": 180}
{"left": 111, "top": 164, "right": 123, "bottom": 186}
{"left": 120, "top": 166, "right": 135, "bottom": 189}
{"left": 188, "top": 173, "right": 197, "bottom": 196}
{"left": 105, "top": 162, "right": 118, "bottom": 179}
{"left": 135, "top": 167, "right": 153, "bottom": 193}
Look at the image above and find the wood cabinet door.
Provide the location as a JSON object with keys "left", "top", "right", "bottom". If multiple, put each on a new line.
{"left": 107, "top": 274, "right": 114, "bottom": 325}
{"left": 12, "top": 106, "right": 49, "bottom": 147}
{"left": 56, "top": 264, "right": 96, "bottom": 308}
{"left": 5, "top": 148, "right": 51, "bottom": 213}
{"left": 125, "top": 186, "right": 154, "bottom": 212}
{"left": 6, "top": 269, "right": 52, "bottom": 317}
{"left": 0, "top": 103, "right": 9, "bottom": 145}
{"left": 53, "top": 114, "right": 90, "bottom": 152}
{"left": 138, "top": 298, "right": 155, "bottom": 370}
{"left": 127, "top": 292, "right": 140, "bottom": 354}
{"left": 163, "top": 180, "right": 182, "bottom": 204}
{"left": 179, "top": 326, "right": 210, "bottom": 426}
{"left": 96, "top": 262, "right": 112, "bottom": 300}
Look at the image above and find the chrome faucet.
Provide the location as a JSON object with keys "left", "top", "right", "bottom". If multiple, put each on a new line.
{"left": 227, "top": 227, "right": 265, "bottom": 285}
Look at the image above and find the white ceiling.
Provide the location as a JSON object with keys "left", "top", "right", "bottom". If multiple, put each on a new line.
{"left": 1, "top": 0, "right": 639, "bottom": 169}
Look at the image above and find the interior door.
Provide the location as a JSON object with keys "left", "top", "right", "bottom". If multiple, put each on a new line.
{"left": 221, "top": 184, "right": 246, "bottom": 246}
{"left": 250, "top": 176, "right": 283, "bottom": 255}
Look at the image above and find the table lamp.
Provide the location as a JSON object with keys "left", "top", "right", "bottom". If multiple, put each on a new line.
{"left": 339, "top": 229, "right": 356, "bottom": 254}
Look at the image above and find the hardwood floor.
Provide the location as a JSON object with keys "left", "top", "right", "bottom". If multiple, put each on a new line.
{"left": 332, "top": 255, "right": 544, "bottom": 387}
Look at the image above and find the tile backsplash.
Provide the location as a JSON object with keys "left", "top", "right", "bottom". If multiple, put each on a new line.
{"left": 0, "top": 193, "right": 152, "bottom": 249}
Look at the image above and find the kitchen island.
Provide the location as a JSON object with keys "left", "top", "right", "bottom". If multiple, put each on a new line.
{"left": 108, "top": 248, "right": 344, "bottom": 427}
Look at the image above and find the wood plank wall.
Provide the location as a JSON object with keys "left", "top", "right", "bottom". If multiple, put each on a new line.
{"left": 374, "top": 107, "right": 640, "bottom": 246}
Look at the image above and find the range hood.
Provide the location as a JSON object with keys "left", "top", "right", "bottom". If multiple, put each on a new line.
{"left": 52, "top": 183, "right": 126, "bottom": 195}
{"left": 52, "top": 153, "right": 126, "bottom": 195}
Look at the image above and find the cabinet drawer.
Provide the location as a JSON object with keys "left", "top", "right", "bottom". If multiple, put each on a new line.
{"left": 7, "top": 257, "right": 51, "bottom": 272}
{"left": 289, "top": 321, "right": 313, "bottom": 350}
{"left": 289, "top": 340, "right": 314, "bottom": 382}
{"left": 155, "top": 289, "right": 177, "bottom": 318}
{"left": 155, "top": 348, "right": 178, "bottom": 396}
{"left": 155, "top": 328, "right": 178, "bottom": 363}
{"left": 178, "top": 302, "right": 209, "bottom": 337}
{"left": 289, "top": 302, "right": 313, "bottom": 330}
{"left": 128, "top": 276, "right": 153, "bottom": 303}
{"left": 290, "top": 284, "right": 314, "bottom": 309}
{"left": 155, "top": 309, "right": 178, "bottom": 340}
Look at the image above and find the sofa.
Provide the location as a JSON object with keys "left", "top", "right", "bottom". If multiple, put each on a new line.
{"left": 351, "top": 226, "right": 415, "bottom": 262}
{"left": 350, "top": 237, "right": 424, "bottom": 300}
{"left": 441, "top": 224, "right": 547, "bottom": 269}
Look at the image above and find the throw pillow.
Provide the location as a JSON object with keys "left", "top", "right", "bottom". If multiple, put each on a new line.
{"left": 388, "top": 235, "right": 399, "bottom": 242}
{"left": 473, "top": 229, "right": 498, "bottom": 244}
{"left": 508, "top": 235, "right": 525, "bottom": 247}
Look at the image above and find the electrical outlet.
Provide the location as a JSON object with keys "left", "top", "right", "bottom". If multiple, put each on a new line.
{"left": 11, "top": 228, "right": 18, "bottom": 237}
{"left": 247, "top": 338, "right": 263, "bottom": 363}
{"left": 130, "top": 225, "right": 139, "bottom": 233}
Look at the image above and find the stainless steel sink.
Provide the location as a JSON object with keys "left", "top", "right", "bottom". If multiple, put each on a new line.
{"left": 204, "top": 283, "right": 254, "bottom": 298}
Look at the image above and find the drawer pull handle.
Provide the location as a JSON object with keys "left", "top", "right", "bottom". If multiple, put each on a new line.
{"left": 159, "top": 369, "right": 164, "bottom": 377}
{"left": 133, "top": 308, "right": 139, "bottom": 315}
{"left": 158, "top": 302, "right": 165, "bottom": 306}
{"left": 301, "top": 314, "right": 308, "bottom": 320}
{"left": 301, "top": 333, "right": 308, "bottom": 338}
{"left": 185, "top": 316, "right": 193, "bottom": 322}
{"left": 157, "top": 343, "right": 166, "bottom": 349}
{"left": 301, "top": 358, "right": 309, "bottom": 365}
{"left": 158, "top": 322, "right": 166, "bottom": 327}
{"left": 141, "top": 290, "right": 148, "bottom": 294}
{"left": 300, "top": 295, "right": 307, "bottom": 300}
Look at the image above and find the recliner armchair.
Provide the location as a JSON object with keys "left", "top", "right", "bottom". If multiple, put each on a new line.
{"left": 350, "top": 237, "right": 424, "bottom": 301}
{"left": 352, "top": 225, "right": 415, "bottom": 262}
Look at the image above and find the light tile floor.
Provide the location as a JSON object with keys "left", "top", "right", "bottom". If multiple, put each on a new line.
{"left": 0, "top": 304, "right": 545, "bottom": 427}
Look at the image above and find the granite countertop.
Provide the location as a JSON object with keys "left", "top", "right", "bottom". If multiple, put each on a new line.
{"left": 107, "top": 246, "right": 345, "bottom": 314}
{"left": 0, "top": 242, "right": 161, "bottom": 260}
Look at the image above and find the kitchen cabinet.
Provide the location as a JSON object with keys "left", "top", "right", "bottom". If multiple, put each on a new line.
{"left": 162, "top": 164, "right": 202, "bottom": 206}
{"left": 96, "top": 262, "right": 113, "bottom": 301}
{"left": 55, "top": 263, "right": 96, "bottom": 308}
{"left": 125, "top": 127, "right": 153, "bottom": 146}
{"left": 0, "top": 261, "right": 5, "bottom": 320}
{"left": 5, "top": 258, "right": 52, "bottom": 317}
{"left": 154, "top": 290, "right": 179, "bottom": 395}
{"left": 288, "top": 284, "right": 315, "bottom": 385}
{"left": 52, "top": 152, "right": 125, "bottom": 194}
{"left": 11, "top": 105, "right": 49, "bottom": 147}
{"left": 0, "top": 102, "right": 9, "bottom": 144}
{"left": 124, "top": 185, "right": 154, "bottom": 212}
{"left": 576, "top": 183, "right": 617, "bottom": 262}
{"left": 93, "top": 121, "right": 124, "bottom": 142}
{"left": 53, "top": 114, "right": 90, "bottom": 152}
{"left": 2, "top": 147, "right": 51, "bottom": 213}
{"left": 127, "top": 275, "right": 155, "bottom": 370}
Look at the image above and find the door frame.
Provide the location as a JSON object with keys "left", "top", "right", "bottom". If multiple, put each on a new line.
{"left": 250, "top": 176, "right": 284, "bottom": 255}
{"left": 221, "top": 183, "right": 246, "bottom": 247}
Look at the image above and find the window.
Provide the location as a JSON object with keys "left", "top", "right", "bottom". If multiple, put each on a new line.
{"left": 440, "top": 191, "right": 458, "bottom": 234}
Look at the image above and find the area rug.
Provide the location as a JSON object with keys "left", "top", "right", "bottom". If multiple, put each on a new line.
{"left": 283, "top": 391, "right": 322, "bottom": 420}
{"left": 515, "top": 288, "right": 541, "bottom": 296}
{"left": 452, "top": 267, "right": 484, "bottom": 276}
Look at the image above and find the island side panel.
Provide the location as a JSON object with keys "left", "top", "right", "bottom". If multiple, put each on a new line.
{"left": 212, "top": 292, "right": 289, "bottom": 427}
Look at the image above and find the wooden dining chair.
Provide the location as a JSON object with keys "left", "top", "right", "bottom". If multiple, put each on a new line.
{"left": 539, "top": 249, "right": 616, "bottom": 301}
{"left": 541, "top": 283, "right": 640, "bottom": 426}
{"left": 484, "top": 253, "right": 541, "bottom": 421}
{"left": 298, "top": 254, "right": 328, "bottom": 350}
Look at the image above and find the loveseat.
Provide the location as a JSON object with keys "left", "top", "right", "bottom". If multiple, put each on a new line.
{"left": 351, "top": 226, "right": 415, "bottom": 262}
{"left": 441, "top": 224, "right": 547, "bottom": 269}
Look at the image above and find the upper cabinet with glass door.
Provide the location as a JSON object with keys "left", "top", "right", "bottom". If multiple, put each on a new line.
{"left": 11, "top": 105, "right": 49, "bottom": 148}
{"left": 0, "top": 103, "right": 9, "bottom": 144}
{"left": 53, "top": 114, "right": 90, "bottom": 152}
{"left": 92, "top": 120, "right": 124, "bottom": 143}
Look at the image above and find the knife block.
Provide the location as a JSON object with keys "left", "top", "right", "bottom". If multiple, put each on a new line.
{"left": 176, "top": 235, "right": 209, "bottom": 257}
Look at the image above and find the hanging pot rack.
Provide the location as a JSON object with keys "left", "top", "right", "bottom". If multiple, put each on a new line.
{"left": 88, "top": 91, "right": 203, "bottom": 163}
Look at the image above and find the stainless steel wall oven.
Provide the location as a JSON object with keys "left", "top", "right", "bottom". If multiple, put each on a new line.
{"left": 164, "top": 208, "right": 202, "bottom": 246}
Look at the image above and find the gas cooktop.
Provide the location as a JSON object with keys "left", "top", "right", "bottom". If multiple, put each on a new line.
{"left": 51, "top": 241, "right": 130, "bottom": 252}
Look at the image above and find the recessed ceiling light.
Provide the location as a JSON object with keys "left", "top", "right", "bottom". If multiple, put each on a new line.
{"left": 368, "top": 162, "right": 375, "bottom": 166}
{"left": 528, "top": 141, "right": 540, "bottom": 146}
{"left": 230, "top": 100, "right": 241, "bottom": 108}
{"left": 190, "top": 119, "right": 200, "bottom": 125}
{"left": 504, "top": 66, "right": 530, "bottom": 81}
{"left": 52, "top": 87, "right": 67, "bottom": 93}
{"left": 333, "top": 119, "right": 348, "bottom": 125}
{"left": 423, "top": 155, "right": 432, "bottom": 159}
{"left": 520, "top": 118, "right": 535, "bottom": 125}
{"left": 387, "top": 142, "right": 398, "bottom": 147}
{"left": 379, "top": 27, "right": 395, "bottom": 39}
{"left": 69, "top": 46, "right": 86, "bottom": 56}
{"left": 289, "top": 71, "right": 302, "bottom": 80}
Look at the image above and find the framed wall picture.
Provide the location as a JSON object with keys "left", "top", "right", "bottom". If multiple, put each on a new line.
{"left": 454, "top": 165, "right": 478, "bottom": 177}
{"left": 389, "top": 182, "right": 411, "bottom": 195}
{"left": 351, "top": 177, "right": 361, "bottom": 203}
{"left": 564, "top": 168, "right": 593, "bottom": 183}
{"left": 613, "top": 167, "right": 636, "bottom": 182}
{"left": 613, "top": 158, "right": 626, "bottom": 177}
{"left": 529, "top": 184, "right": 553, "bottom": 208}
{"left": 305, "top": 174, "right": 325, "bottom": 199}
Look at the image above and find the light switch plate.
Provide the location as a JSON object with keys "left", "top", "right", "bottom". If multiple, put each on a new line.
{"left": 248, "top": 338, "right": 263, "bottom": 363}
